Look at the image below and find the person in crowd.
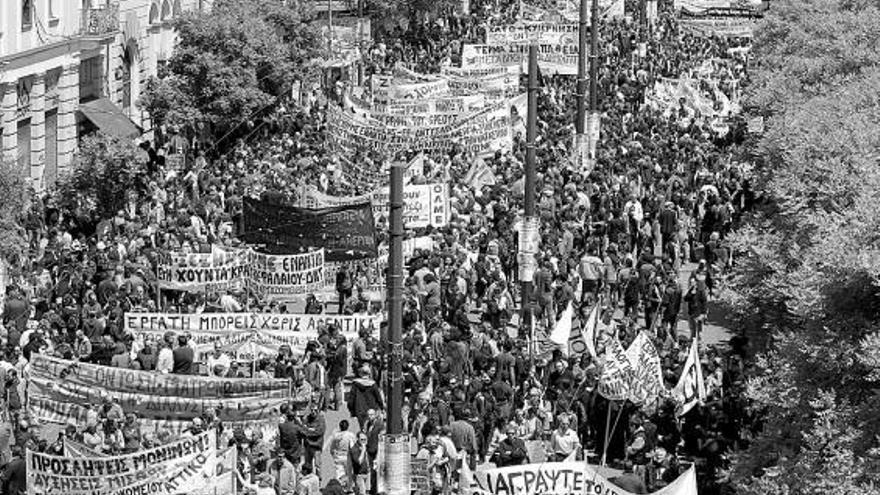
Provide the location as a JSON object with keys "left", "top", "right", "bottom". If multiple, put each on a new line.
{"left": 349, "top": 432, "right": 372, "bottom": 495}
{"left": 172, "top": 334, "right": 194, "bottom": 374}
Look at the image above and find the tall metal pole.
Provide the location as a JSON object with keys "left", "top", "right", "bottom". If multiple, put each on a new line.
{"left": 521, "top": 44, "right": 538, "bottom": 338}
{"left": 587, "top": 0, "right": 600, "bottom": 164}
{"left": 386, "top": 161, "right": 404, "bottom": 435}
{"left": 328, "top": 0, "right": 333, "bottom": 53}
{"left": 575, "top": 0, "right": 589, "bottom": 135}
{"left": 589, "top": 0, "right": 599, "bottom": 114}
{"left": 357, "top": 0, "right": 365, "bottom": 86}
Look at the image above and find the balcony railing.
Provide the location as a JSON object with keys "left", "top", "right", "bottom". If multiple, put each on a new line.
{"left": 80, "top": 5, "right": 119, "bottom": 37}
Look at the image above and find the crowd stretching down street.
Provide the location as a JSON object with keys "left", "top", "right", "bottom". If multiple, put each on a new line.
{"left": 0, "top": 0, "right": 766, "bottom": 494}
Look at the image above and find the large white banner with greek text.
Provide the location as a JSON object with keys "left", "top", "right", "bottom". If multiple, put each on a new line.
{"left": 486, "top": 23, "right": 579, "bottom": 45}
{"left": 328, "top": 99, "right": 513, "bottom": 156}
{"left": 248, "top": 250, "right": 325, "bottom": 300}
{"left": 474, "top": 462, "right": 698, "bottom": 495}
{"left": 461, "top": 43, "right": 578, "bottom": 75}
{"left": 27, "top": 354, "right": 290, "bottom": 431}
{"left": 27, "top": 432, "right": 218, "bottom": 495}
{"left": 301, "top": 183, "right": 449, "bottom": 229}
{"left": 124, "top": 312, "right": 382, "bottom": 360}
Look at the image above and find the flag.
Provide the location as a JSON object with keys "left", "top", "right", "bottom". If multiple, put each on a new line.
{"left": 625, "top": 331, "right": 667, "bottom": 407}
{"left": 673, "top": 338, "right": 706, "bottom": 416}
{"left": 580, "top": 304, "right": 600, "bottom": 359}
{"left": 464, "top": 157, "right": 497, "bottom": 191}
{"left": 655, "top": 465, "right": 699, "bottom": 495}
{"left": 597, "top": 337, "right": 634, "bottom": 401}
{"left": 460, "top": 454, "right": 475, "bottom": 495}
{"left": 549, "top": 301, "right": 573, "bottom": 347}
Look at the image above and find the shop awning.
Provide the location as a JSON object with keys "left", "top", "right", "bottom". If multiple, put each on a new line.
{"left": 78, "top": 98, "right": 142, "bottom": 139}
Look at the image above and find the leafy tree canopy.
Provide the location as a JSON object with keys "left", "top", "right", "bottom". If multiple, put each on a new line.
{"left": 724, "top": 0, "right": 880, "bottom": 491}
{"left": 0, "top": 160, "right": 32, "bottom": 269}
{"left": 140, "top": 0, "right": 322, "bottom": 145}
{"left": 56, "top": 134, "right": 149, "bottom": 222}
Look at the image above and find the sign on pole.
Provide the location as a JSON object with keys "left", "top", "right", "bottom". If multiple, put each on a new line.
{"left": 517, "top": 217, "right": 540, "bottom": 282}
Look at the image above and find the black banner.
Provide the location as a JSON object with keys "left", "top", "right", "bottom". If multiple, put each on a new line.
{"left": 242, "top": 197, "right": 378, "bottom": 261}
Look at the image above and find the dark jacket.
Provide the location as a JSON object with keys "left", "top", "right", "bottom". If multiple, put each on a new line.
{"left": 659, "top": 208, "right": 678, "bottom": 236}
{"left": 347, "top": 378, "right": 384, "bottom": 420}
{"left": 172, "top": 346, "right": 195, "bottom": 374}
{"left": 301, "top": 414, "right": 326, "bottom": 450}
{"left": 0, "top": 457, "right": 26, "bottom": 495}
{"left": 495, "top": 436, "right": 527, "bottom": 466}
{"left": 279, "top": 420, "right": 302, "bottom": 461}
{"left": 349, "top": 442, "right": 371, "bottom": 475}
{"left": 363, "top": 419, "right": 384, "bottom": 459}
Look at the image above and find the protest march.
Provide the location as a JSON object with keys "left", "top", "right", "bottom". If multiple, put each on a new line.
{"left": 0, "top": 0, "right": 790, "bottom": 492}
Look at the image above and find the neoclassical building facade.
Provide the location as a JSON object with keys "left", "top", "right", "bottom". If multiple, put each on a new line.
{"left": 0, "top": 0, "right": 209, "bottom": 191}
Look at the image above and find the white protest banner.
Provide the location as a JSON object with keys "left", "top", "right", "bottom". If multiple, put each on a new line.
{"left": 521, "top": 0, "right": 624, "bottom": 21}
{"left": 474, "top": 462, "right": 698, "bottom": 495}
{"left": 125, "top": 312, "right": 382, "bottom": 361}
{"left": 624, "top": 331, "right": 667, "bottom": 406}
{"left": 247, "top": 249, "right": 325, "bottom": 300}
{"left": 125, "top": 311, "right": 381, "bottom": 335}
{"left": 28, "top": 354, "right": 290, "bottom": 427}
{"left": 486, "top": 23, "right": 578, "bottom": 45}
{"left": 440, "top": 65, "right": 520, "bottom": 77}
{"left": 157, "top": 245, "right": 249, "bottom": 292}
{"left": 675, "top": 0, "right": 762, "bottom": 11}
{"left": 371, "top": 183, "right": 450, "bottom": 228}
{"left": 597, "top": 337, "right": 634, "bottom": 401}
{"left": 461, "top": 44, "right": 578, "bottom": 75}
{"left": 445, "top": 71, "right": 521, "bottom": 99}
{"left": 28, "top": 432, "right": 217, "bottom": 495}
{"left": 358, "top": 110, "right": 463, "bottom": 128}
{"left": 370, "top": 94, "right": 486, "bottom": 115}
{"left": 677, "top": 11, "right": 757, "bottom": 37}
{"left": 64, "top": 437, "right": 238, "bottom": 495}
{"left": 301, "top": 183, "right": 449, "bottom": 229}
{"left": 328, "top": 98, "right": 513, "bottom": 156}
{"left": 403, "top": 155, "right": 425, "bottom": 184}
{"left": 673, "top": 338, "right": 707, "bottom": 416}
{"left": 374, "top": 78, "right": 449, "bottom": 102}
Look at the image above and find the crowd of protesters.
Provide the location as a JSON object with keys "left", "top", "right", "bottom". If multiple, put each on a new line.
{"left": 0, "top": 0, "right": 759, "bottom": 494}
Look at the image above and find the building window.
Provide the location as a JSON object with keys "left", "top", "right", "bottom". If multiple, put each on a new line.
{"left": 22, "top": 0, "right": 34, "bottom": 30}
{"left": 149, "top": 2, "right": 160, "bottom": 24}
{"left": 79, "top": 56, "right": 103, "bottom": 103}
{"left": 161, "top": 0, "right": 171, "bottom": 20}
{"left": 48, "top": 0, "right": 57, "bottom": 20}
{"left": 173, "top": 0, "right": 182, "bottom": 16}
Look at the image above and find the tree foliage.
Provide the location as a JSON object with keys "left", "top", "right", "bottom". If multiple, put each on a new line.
{"left": 56, "top": 134, "right": 149, "bottom": 221}
{"left": 366, "top": 0, "right": 460, "bottom": 31}
{"left": 0, "top": 160, "right": 31, "bottom": 268}
{"left": 723, "top": 0, "right": 880, "bottom": 491}
{"left": 139, "top": 0, "right": 322, "bottom": 143}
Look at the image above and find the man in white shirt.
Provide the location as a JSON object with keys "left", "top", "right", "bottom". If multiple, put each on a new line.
{"left": 207, "top": 343, "right": 231, "bottom": 377}
{"left": 156, "top": 333, "right": 175, "bottom": 374}
{"left": 326, "top": 420, "right": 357, "bottom": 490}
{"left": 579, "top": 247, "right": 605, "bottom": 305}
{"left": 550, "top": 414, "right": 581, "bottom": 462}
{"left": 624, "top": 194, "right": 644, "bottom": 254}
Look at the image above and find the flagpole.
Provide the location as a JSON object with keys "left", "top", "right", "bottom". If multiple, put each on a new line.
{"left": 600, "top": 401, "right": 613, "bottom": 467}
{"left": 575, "top": 0, "right": 588, "bottom": 136}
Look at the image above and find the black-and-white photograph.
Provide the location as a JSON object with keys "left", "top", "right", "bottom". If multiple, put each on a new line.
{"left": 1, "top": 0, "right": 876, "bottom": 493}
